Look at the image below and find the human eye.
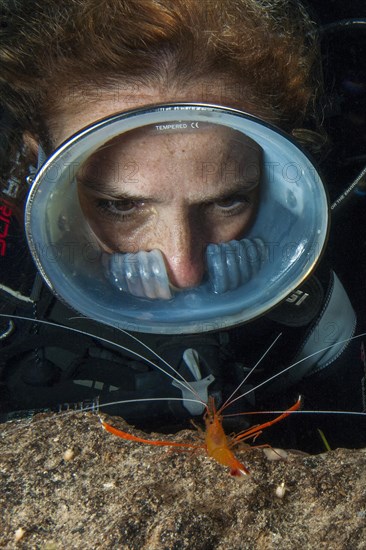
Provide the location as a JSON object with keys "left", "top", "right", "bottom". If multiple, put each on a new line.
{"left": 212, "top": 194, "right": 252, "bottom": 215}
{"left": 96, "top": 198, "right": 145, "bottom": 221}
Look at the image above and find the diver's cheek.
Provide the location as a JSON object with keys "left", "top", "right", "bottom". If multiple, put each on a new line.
{"left": 207, "top": 210, "right": 256, "bottom": 243}
{"left": 77, "top": 192, "right": 153, "bottom": 253}
{"left": 88, "top": 222, "right": 153, "bottom": 254}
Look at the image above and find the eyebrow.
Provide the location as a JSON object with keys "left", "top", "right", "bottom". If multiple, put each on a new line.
{"left": 78, "top": 178, "right": 259, "bottom": 206}
{"left": 77, "top": 178, "right": 156, "bottom": 203}
{"left": 199, "top": 181, "right": 260, "bottom": 204}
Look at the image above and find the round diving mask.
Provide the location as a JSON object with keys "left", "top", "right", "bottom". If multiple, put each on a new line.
{"left": 25, "top": 104, "right": 329, "bottom": 334}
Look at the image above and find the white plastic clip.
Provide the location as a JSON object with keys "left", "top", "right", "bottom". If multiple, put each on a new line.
{"left": 172, "top": 348, "right": 215, "bottom": 415}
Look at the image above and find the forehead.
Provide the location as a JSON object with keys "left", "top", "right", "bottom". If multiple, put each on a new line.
{"left": 79, "top": 124, "right": 262, "bottom": 191}
{"left": 90, "top": 123, "right": 261, "bottom": 160}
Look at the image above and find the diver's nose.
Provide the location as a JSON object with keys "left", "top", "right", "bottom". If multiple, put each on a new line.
{"left": 165, "top": 247, "right": 206, "bottom": 289}
{"left": 153, "top": 217, "right": 206, "bottom": 289}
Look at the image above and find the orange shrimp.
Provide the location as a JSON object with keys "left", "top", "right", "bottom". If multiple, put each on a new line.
{"left": 101, "top": 395, "right": 302, "bottom": 477}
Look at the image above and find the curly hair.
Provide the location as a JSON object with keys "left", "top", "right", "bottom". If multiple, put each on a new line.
{"left": 1, "top": 0, "right": 321, "bottom": 125}
{"left": 0, "top": 0, "right": 322, "bottom": 203}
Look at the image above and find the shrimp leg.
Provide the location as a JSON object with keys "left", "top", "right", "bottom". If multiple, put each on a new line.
{"left": 231, "top": 395, "right": 302, "bottom": 444}
{"left": 101, "top": 419, "right": 202, "bottom": 449}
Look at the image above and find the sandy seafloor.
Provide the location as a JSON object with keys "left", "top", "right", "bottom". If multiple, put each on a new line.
{"left": 1, "top": 411, "right": 366, "bottom": 549}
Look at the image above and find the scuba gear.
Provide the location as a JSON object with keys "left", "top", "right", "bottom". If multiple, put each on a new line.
{"left": 1, "top": 3, "right": 365, "bottom": 453}
{"left": 107, "top": 237, "right": 266, "bottom": 298}
{"left": 0, "top": 303, "right": 257, "bottom": 429}
{"left": 25, "top": 103, "right": 329, "bottom": 334}
{"left": 0, "top": 94, "right": 350, "bottom": 435}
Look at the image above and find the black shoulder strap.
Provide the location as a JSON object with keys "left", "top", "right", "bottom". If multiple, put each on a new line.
{"left": 266, "top": 274, "right": 325, "bottom": 327}
{"left": 265, "top": 258, "right": 332, "bottom": 327}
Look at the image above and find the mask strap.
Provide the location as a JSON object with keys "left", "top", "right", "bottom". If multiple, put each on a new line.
{"left": 37, "top": 145, "right": 48, "bottom": 170}
{"left": 26, "top": 145, "right": 46, "bottom": 187}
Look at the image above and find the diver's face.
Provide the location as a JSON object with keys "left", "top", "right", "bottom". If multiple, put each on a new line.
{"left": 48, "top": 87, "right": 262, "bottom": 289}
{"left": 77, "top": 127, "right": 261, "bottom": 288}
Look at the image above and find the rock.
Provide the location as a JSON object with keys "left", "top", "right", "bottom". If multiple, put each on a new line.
{"left": 1, "top": 412, "right": 365, "bottom": 549}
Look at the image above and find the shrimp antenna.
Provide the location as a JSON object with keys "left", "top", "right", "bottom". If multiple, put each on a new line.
{"left": 1, "top": 396, "right": 206, "bottom": 437}
{"left": 231, "top": 330, "right": 366, "bottom": 407}
{"left": 116, "top": 327, "right": 205, "bottom": 404}
{"left": 225, "top": 409, "right": 366, "bottom": 418}
{"left": 219, "top": 332, "right": 282, "bottom": 413}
